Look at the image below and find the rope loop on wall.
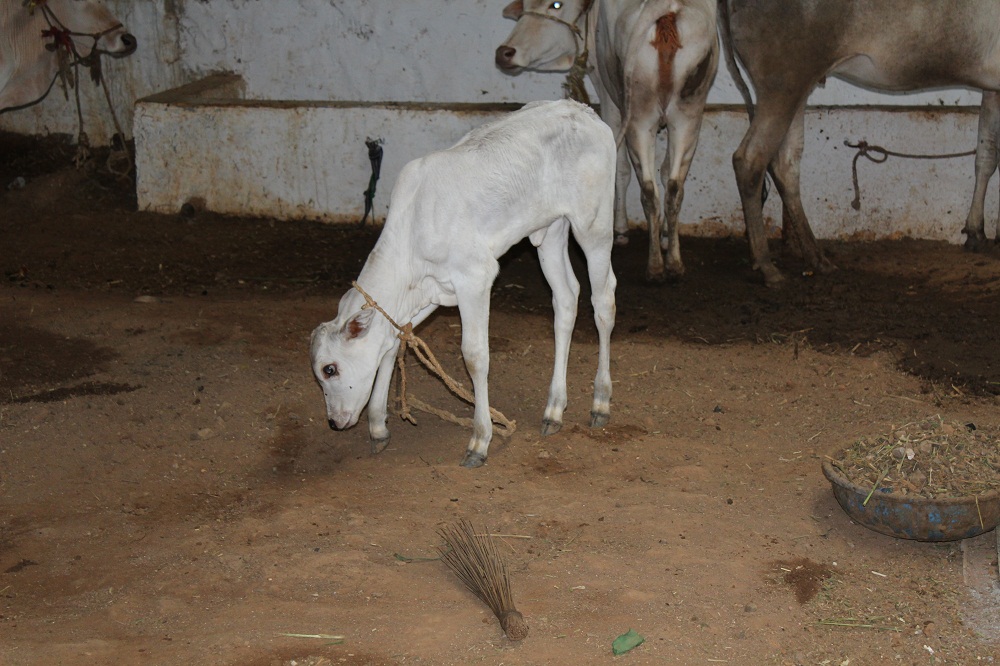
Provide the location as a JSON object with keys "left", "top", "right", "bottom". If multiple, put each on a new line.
{"left": 844, "top": 139, "right": 976, "bottom": 211}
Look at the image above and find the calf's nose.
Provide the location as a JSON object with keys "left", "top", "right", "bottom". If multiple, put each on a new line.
{"left": 328, "top": 418, "right": 344, "bottom": 431}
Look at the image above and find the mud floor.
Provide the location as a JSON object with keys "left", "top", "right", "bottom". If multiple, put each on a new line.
{"left": 1, "top": 134, "right": 999, "bottom": 664}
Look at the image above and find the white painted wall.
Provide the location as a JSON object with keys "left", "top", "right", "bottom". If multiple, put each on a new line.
{"left": 1, "top": 0, "right": 986, "bottom": 140}
{"left": 135, "top": 82, "right": 993, "bottom": 244}
{"left": 5, "top": 0, "right": 998, "bottom": 241}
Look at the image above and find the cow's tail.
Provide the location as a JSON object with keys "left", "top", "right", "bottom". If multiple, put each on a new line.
{"left": 717, "top": 0, "right": 754, "bottom": 121}
{"left": 613, "top": 1, "right": 687, "bottom": 149}
{"left": 615, "top": 0, "right": 681, "bottom": 146}
{"left": 718, "top": 0, "right": 773, "bottom": 202}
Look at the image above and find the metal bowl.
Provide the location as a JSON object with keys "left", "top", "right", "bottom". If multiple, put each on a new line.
{"left": 822, "top": 452, "right": 1000, "bottom": 542}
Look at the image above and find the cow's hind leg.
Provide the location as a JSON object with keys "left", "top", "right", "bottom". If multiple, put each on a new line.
{"left": 613, "top": 142, "right": 633, "bottom": 245}
{"left": 594, "top": 80, "right": 632, "bottom": 245}
{"left": 534, "top": 219, "right": 580, "bottom": 435}
{"left": 964, "top": 91, "right": 1000, "bottom": 250}
{"left": 660, "top": 100, "right": 710, "bottom": 277}
{"left": 732, "top": 93, "right": 810, "bottom": 287}
{"left": 770, "top": 106, "right": 835, "bottom": 273}
{"left": 626, "top": 122, "right": 667, "bottom": 282}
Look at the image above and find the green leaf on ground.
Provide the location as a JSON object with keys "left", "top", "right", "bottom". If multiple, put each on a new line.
{"left": 612, "top": 628, "right": 644, "bottom": 655}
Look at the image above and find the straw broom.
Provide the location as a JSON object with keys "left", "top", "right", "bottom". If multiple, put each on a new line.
{"left": 437, "top": 519, "right": 529, "bottom": 641}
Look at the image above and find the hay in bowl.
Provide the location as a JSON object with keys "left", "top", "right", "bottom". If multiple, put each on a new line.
{"left": 822, "top": 415, "right": 1000, "bottom": 541}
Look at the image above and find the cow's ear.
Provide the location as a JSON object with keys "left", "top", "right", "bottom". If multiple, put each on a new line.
{"left": 503, "top": 0, "right": 524, "bottom": 20}
{"left": 343, "top": 308, "right": 376, "bottom": 340}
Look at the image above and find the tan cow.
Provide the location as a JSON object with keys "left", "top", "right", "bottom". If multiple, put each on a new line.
{"left": 720, "top": 0, "right": 1000, "bottom": 286}
{"left": 1, "top": 0, "right": 136, "bottom": 113}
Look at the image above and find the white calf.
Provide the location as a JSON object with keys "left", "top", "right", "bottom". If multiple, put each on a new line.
{"left": 310, "top": 99, "right": 618, "bottom": 468}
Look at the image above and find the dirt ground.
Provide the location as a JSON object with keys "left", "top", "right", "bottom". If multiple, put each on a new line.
{"left": 1, "top": 132, "right": 999, "bottom": 665}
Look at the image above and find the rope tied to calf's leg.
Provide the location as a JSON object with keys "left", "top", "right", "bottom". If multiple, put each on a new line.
{"left": 845, "top": 139, "right": 976, "bottom": 211}
{"left": 351, "top": 281, "right": 516, "bottom": 437}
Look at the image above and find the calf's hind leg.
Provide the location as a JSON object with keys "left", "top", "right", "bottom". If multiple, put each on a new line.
{"left": 573, "top": 222, "right": 616, "bottom": 428}
{"left": 533, "top": 219, "right": 580, "bottom": 436}
{"left": 455, "top": 270, "right": 498, "bottom": 468}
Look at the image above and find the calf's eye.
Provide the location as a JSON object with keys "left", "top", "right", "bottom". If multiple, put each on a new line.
{"left": 323, "top": 364, "right": 338, "bottom": 378}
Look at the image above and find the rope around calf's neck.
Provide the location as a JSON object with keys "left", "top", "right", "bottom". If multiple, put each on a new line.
{"left": 350, "top": 281, "right": 516, "bottom": 438}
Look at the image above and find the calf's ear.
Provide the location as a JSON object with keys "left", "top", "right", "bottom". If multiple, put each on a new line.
{"left": 503, "top": 0, "right": 524, "bottom": 20}
{"left": 344, "top": 308, "right": 376, "bottom": 340}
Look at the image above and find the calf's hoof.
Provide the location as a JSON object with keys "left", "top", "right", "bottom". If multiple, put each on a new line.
{"left": 541, "top": 418, "right": 562, "bottom": 436}
{"left": 370, "top": 434, "right": 391, "bottom": 454}
{"left": 614, "top": 233, "right": 629, "bottom": 246}
{"left": 460, "top": 451, "right": 487, "bottom": 468}
{"left": 590, "top": 411, "right": 610, "bottom": 428}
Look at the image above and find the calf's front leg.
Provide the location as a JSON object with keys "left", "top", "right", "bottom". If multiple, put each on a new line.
{"left": 367, "top": 339, "right": 400, "bottom": 453}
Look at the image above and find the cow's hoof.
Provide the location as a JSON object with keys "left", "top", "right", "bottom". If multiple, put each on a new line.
{"left": 590, "top": 411, "right": 610, "bottom": 428}
{"left": 645, "top": 269, "right": 668, "bottom": 284}
{"left": 541, "top": 418, "right": 562, "bottom": 436}
{"left": 614, "top": 233, "right": 629, "bottom": 246}
{"left": 810, "top": 252, "right": 838, "bottom": 275}
{"left": 759, "top": 264, "right": 786, "bottom": 289}
{"left": 370, "top": 435, "right": 391, "bottom": 454}
{"left": 965, "top": 233, "right": 989, "bottom": 252}
{"left": 665, "top": 263, "right": 685, "bottom": 280}
{"left": 460, "top": 451, "right": 487, "bottom": 468}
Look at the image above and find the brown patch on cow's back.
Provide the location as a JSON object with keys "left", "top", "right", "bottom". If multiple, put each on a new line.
{"left": 652, "top": 13, "right": 682, "bottom": 103}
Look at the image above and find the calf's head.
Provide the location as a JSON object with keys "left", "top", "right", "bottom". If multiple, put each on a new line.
{"left": 310, "top": 292, "right": 394, "bottom": 431}
{"left": 495, "top": 0, "right": 592, "bottom": 72}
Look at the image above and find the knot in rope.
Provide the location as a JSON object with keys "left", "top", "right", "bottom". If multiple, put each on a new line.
{"left": 351, "top": 281, "right": 516, "bottom": 437}
{"left": 844, "top": 139, "right": 976, "bottom": 211}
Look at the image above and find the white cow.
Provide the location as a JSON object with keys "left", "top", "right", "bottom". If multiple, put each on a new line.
{"left": 496, "top": 0, "right": 719, "bottom": 282}
{"left": 719, "top": 0, "right": 1000, "bottom": 287}
{"left": 310, "top": 99, "right": 618, "bottom": 468}
{"left": 1, "top": 0, "right": 136, "bottom": 113}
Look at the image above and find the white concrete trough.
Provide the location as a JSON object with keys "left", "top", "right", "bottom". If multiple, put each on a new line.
{"left": 135, "top": 74, "right": 996, "bottom": 244}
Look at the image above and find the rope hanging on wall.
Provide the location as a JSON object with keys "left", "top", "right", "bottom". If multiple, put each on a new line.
{"left": 358, "top": 138, "right": 384, "bottom": 226}
{"left": 844, "top": 139, "right": 976, "bottom": 211}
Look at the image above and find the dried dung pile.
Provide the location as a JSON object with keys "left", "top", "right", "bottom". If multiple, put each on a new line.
{"left": 828, "top": 416, "right": 1000, "bottom": 499}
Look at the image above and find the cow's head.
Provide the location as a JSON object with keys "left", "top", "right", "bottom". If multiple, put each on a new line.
{"left": 495, "top": 0, "right": 593, "bottom": 72}
{"left": 41, "top": 0, "right": 137, "bottom": 58}
{"left": 310, "top": 290, "right": 396, "bottom": 431}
